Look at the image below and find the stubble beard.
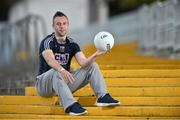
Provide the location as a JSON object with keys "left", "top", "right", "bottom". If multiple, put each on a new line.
{"left": 55, "top": 30, "right": 67, "bottom": 42}
{"left": 57, "top": 30, "right": 67, "bottom": 37}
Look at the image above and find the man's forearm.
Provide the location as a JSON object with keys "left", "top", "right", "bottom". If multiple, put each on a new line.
{"left": 81, "top": 52, "right": 97, "bottom": 68}
{"left": 46, "top": 59, "right": 64, "bottom": 72}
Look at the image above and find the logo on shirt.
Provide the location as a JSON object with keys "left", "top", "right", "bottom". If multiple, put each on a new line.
{"left": 60, "top": 46, "right": 65, "bottom": 52}
{"left": 55, "top": 53, "right": 69, "bottom": 65}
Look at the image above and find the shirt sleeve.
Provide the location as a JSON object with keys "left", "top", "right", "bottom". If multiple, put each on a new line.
{"left": 39, "top": 36, "right": 54, "bottom": 55}
{"left": 73, "top": 42, "right": 81, "bottom": 55}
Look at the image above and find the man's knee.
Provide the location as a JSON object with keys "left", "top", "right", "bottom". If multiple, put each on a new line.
{"left": 90, "top": 62, "right": 99, "bottom": 70}
{"left": 52, "top": 69, "right": 64, "bottom": 80}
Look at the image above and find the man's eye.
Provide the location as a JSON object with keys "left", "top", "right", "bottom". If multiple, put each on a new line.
{"left": 56, "top": 23, "right": 61, "bottom": 26}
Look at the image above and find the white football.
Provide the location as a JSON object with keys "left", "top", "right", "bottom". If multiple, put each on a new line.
{"left": 94, "top": 31, "right": 114, "bottom": 51}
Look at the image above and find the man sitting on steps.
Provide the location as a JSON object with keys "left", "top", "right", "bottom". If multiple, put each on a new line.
{"left": 35, "top": 11, "right": 120, "bottom": 116}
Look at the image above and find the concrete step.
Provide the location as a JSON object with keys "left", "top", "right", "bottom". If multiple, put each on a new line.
{"left": 25, "top": 86, "right": 180, "bottom": 97}
{"left": 103, "top": 78, "right": 180, "bottom": 87}
{"left": 83, "top": 43, "right": 138, "bottom": 54}
{"left": 32, "top": 78, "right": 180, "bottom": 88}
{"left": 72, "top": 63, "right": 180, "bottom": 70}
{"left": 0, "top": 96, "right": 58, "bottom": 105}
{"left": 78, "top": 96, "right": 180, "bottom": 107}
{"left": 105, "top": 78, "right": 180, "bottom": 87}
{"left": 0, "top": 114, "right": 180, "bottom": 119}
{"left": 73, "top": 57, "right": 180, "bottom": 65}
{"left": 98, "top": 64, "right": 180, "bottom": 69}
{"left": 101, "top": 69, "right": 180, "bottom": 78}
{"left": 95, "top": 56, "right": 180, "bottom": 62}
{"left": 0, "top": 105, "right": 180, "bottom": 116}
{"left": 1, "top": 96, "right": 180, "bottom": 106}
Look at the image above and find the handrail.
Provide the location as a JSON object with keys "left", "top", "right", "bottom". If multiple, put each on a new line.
{"left": 0, "top": 14, "right": 47, "bottom": 66}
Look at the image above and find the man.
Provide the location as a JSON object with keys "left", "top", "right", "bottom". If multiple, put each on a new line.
{"left": 35, "top": 11, "right": 120, "bottom": 116}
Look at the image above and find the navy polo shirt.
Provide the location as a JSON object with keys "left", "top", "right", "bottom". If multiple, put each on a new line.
{"left": 38, "top": 33, "right": 81, "bottom": 75}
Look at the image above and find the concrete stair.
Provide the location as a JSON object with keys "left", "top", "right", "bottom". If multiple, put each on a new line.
{"left": 1, "top": 43, "right": 180, "bottom": 119}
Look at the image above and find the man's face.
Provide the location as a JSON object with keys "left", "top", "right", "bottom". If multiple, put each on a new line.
{"left": 53, "top": 16, "right": 69, "bottom": 37}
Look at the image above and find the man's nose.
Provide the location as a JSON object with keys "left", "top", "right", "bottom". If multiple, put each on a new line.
{"left": 59, "top": 24, "right": 64, "bottom": 28}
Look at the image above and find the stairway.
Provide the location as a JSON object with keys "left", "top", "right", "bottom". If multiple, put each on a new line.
{"left": 0, "top": 42, "right": 180, "bottom": 119}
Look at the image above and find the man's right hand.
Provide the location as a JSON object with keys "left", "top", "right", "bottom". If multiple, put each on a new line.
{"left": 58, "top": 69, "right": 75, "bottom": 84}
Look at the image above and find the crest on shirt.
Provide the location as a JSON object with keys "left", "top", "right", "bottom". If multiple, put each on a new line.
{"left": 60, "top": 46, "right": 65, "bottom": 52}
{"left": 55, "top": 53, "right": 69, "bottom": 65}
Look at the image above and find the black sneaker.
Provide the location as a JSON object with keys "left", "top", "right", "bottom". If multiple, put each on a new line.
{"left": 65, "top": 102, "right": 87, "bottom": 115}
{"left": 96, "top": 93, "right": 120, "bottom": 107}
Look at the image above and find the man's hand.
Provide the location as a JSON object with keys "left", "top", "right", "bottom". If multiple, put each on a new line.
{"left": 58, "top": 69, "right": 75, "bottom": 84}
{"left": 95, "top": 50, "right": 107, "bottom": 57}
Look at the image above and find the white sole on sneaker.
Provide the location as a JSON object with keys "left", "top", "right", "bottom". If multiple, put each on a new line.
{"left": 96, "top": 102, "right": 121, "bottom": 107}
{"left": 69, "top": 110, "right": 88, "bottom": 116}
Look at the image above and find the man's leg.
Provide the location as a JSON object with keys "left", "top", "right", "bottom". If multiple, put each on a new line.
{"left": 69, "top": 63, "right": 107, "bottom": 98}
{"left": 35, "top": 69, "right": 55, "bottom": 97}
{"left": 69, "top": 63, "right": 120, "bottom": 106}
{"left": 35, "top": 69, "right": 76, "bottom": 110}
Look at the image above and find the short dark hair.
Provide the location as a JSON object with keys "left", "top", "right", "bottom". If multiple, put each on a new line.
{"left": 53, "top": 11, "right": 68, "bottom": 23}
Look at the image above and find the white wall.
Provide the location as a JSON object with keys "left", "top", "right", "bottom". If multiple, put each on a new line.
{"left": 9, "top": 0, "right": 89, "bottom": 34}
